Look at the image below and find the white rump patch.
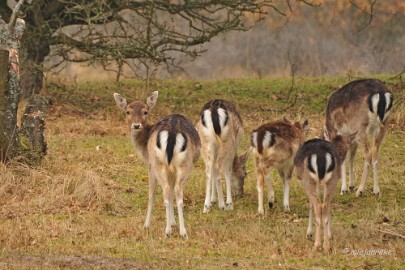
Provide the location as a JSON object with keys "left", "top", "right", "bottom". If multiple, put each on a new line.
{"left": 251, "top": 132, "right": 258, "bottom": 148}
{"left": 203, "top": 110, "right": 213, "bottom": 129}
{"left": 385, "top": 92, "right": 392, "bottom": 111}
{"left": 309, "top": 154, "right": 319, "bottom": 181}
{"left": 370, "top": 93, "right": 380, "bottom": 114}
{"left": 325, "top": 153, "right": 333, "bottom": 172}
{"left": 217, "top": 108, "right": 227, "bottom": 128}
{"left": 262, "top": 131, "right": 273, "bottom": 150}
{"left": 156, "top": 130, "right": 169, "bottom": 161}
{"left": 175, "top": 133, "right": 186, "bottom": 153}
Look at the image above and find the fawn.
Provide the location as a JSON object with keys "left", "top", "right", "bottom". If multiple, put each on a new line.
{"left": 324, "top": 79, "right": 393, "bottom": 196}
{"left": 294, "top": 129, "right": 357, "bottom": 252}
{"left": 251, "top": 117, "right": 309, "bottom": 214}
{"left": 114, "top": 91, "right": 200, "bottom": 237}
{"left": 196, "top": 99, "right": 250, "bottom": 213}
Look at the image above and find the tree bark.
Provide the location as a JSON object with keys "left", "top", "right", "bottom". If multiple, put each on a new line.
{"left": 0, "top": 49, "right": 21, "bottom": 162}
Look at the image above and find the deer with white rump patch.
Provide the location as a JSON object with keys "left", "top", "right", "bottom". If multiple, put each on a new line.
{"left": 251, "top": 117, "right": 309, "bottom": 214}
{"left": 196, "top": 100, "right": 250, "bottom": 213}
{"left": 114, "top": 91, "right": 200, "bottom": 237}
{"left": 324, "top": 79, "right": 393, "bottom": 197}
{"left": 294, "top": 130, "right": 357, "bottom": 252}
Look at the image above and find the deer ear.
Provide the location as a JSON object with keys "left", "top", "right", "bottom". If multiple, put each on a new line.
{"left": 147, "top": 91, "right": 158, "bottom": 109}
{"left": 302, "top": 119, "right": 309, "bottom": 134}
{"left": 114, "top": 93, "right": 127, "bottom": 112}
{"left": 323, "top": 125, "right": 331, "bottom": 141}
{"left": 239, "top": 148, "right": 252, "bottom": 164}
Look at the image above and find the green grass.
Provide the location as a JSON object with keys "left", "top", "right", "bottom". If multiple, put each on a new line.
{"left": 0, "top": 75, "right": 404, "bottom": 269}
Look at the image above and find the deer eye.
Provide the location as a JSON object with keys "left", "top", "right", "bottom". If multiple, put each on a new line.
{"left": 144, "top": 111, "right": 148, "bottom": 116}
{"left": 126, "top": 111, "right": 130, "bottom": 115}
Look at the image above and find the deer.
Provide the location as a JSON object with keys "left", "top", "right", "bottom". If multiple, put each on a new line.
{"left": 251, "top": 117, "right": 309, "bottom": 215}
{"left": 196, "top": 99, "right": 250, "bottom": 213}
{"left": 114, "top": 91, "right": 200, "bottom": 238}
{"left": 324, "top": 79, "right": 394, "bottom": 197}
{"left": 294, "top": 130, "right": 357, "bottom": 252}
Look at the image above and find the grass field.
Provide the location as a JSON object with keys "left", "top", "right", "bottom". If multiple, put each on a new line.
{"left": 0, "top": 75, "right": 404, "bottom": 269}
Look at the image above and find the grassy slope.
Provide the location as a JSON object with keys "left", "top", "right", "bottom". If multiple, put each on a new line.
{"left": 0, "top": 76, "right": 404, "bottom": 269}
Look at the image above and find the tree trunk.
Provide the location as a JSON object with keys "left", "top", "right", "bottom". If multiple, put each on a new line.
{"left": 0, "top": 49, "right": 21, "bottom": 162}
{"left": 20, "top": 56, "right": 45, "bottom": 99}
{"left": 19, "top": 37, "right": 50, "bottom": 99}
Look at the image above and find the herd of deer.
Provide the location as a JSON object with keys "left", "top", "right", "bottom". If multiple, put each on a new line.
{"left": 113, "top": 78, "right": 393, "bottom": 252}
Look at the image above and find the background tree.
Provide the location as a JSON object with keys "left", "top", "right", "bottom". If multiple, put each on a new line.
{"left": 0, "top": 0, "right": 288, "bottom": 97}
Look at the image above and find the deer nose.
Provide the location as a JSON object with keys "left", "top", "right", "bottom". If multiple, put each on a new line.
{"left": 132, "top": 123, "right": 141, "bottom": 129}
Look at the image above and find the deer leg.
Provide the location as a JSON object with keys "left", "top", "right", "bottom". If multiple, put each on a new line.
{"left": 356, "top": 147, "right": 371, "bottom": 197}
{"left": 203, "top": 161, "right": 213, "bottom": 213}
{"left": 224, "top": 161, "right": 234, "bottom": 210}
{"left": 162, "top": 183, "right": 172, "bottom": 237}
{"left": 280, "top": 168, "right": 292, "bottom": 212}
{"left": 372, "top": 141, "right": 382, "bottom": 196}
{"left": 265, "top": 169, "right": 275, "bottom": 210}
{"left": 372, "top": 158, "right": 380, "bottom": 196}
{"left": 169, "top": 180, "right": 176, "bottom": 226}
{"left": 144, "top": 169, "right": 157, "bottom": 228}
{"left": 340, "top": 155, "right": 348, "bottom": 194}
{"left": 372, "top": 128, "right": 385, "bottom": 196}
{"left": 348, "top": 143, "right": 358, "bottom": 191}
{"left": 210, "top": 172, "right": 217, "bottom": 204}
{"left": 323, "top": 181, "right": 337, "bottom": 252}
{"left": 306, "top": 202, "right": 314, "bottom": 239}
{"left": 175, "top": 168, "right": 190, "bottom": 238}
{"left": 303, "top": 180, "right": 321, "bottom": 251}
{"left": 312, "top": 198, "right": 322, "bottom": 251}
{"left": 215, "top": 165, "right": 226, "bottom": 210}
{"left": 257, "top": 167, "right": 265, "bottom": 215}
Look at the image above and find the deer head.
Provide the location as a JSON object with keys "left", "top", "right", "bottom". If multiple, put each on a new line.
{"left": 114, "top": 91, "right": 158, "bottom": 132}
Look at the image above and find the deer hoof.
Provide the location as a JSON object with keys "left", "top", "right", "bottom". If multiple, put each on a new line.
{"left": 165, "top": 227, "right": 172, "bottom": 237}
{"left": 269, "top": 202, "right": 274, "bottom": 209}
{"left": 225, "top": 203, "right": 233, "bottom": 211}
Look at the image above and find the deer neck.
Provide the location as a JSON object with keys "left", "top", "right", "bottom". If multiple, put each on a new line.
{"left": 131, "top": 123, "right": 154, "bottom": 162}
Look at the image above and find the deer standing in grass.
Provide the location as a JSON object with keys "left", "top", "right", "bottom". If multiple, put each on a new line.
{"left": 114, "top": 91, "right": 200, "bottom": 237}
{"left": 196, "top": 100, "right": 250, "bottom": 213}
{"left": 294, "top": 130, "right": 357, "bottom": 252}
{"left": 324, "top": 79, "right": 393, "bottom": 197}
{"left": 251, "top": 117, "right": 309, "bottom": 215}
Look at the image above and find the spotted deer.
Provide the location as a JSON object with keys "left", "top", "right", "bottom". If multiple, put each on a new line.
{"left": 294, "top": 130, "right": 357, "bottom": 252}
{"left": 114, "top": 91, "right": 200, "bottom": 237}
{"left": 196, "top": 100, "right": 250, "bottom": 213}
{"left": 324, "top": 79, "right": 393, "bottom": 197}
{"left": 251, "top": 117, "right": 309, "bottom": 215}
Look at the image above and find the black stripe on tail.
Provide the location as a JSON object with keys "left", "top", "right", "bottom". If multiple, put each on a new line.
{"left": 211, "top": 109, "right": 221, "bottom": 136}
{"left": 166, "top": 131, "right": 176, "bottom": 164}
{"left": 307, "top": 154, "right": 335, "bottom": 181}
{"left": 157, "top": 131, "right": 188, "bottom": 165}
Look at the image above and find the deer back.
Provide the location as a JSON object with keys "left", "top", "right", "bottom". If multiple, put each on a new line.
{"left": 294, "top": 139, "right": 340, "bottom": 183}
{"left": 148, "top": 114, "right": 201, "bottom": 168}
{"left": 197, "top": 99, "right": 243, "bottom": 143}
{"left": 325, "top": 79, "right": 393, "bottom": 138}
{"left": 251, "top": 118, "right": 308, "bottom": 166}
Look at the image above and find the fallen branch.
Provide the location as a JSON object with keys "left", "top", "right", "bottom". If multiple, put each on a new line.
{"left": 377, "top": 229, "right": 405, "bottom": 239}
